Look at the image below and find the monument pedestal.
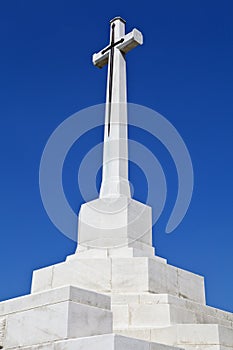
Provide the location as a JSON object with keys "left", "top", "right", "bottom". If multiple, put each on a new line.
{"left": 78, "top": 197, "right": 153, "bottom": 254}
{"left": 27, "top": 252, "right": 233, "bottom": 350}
{"left": 2, "top": 251, "right": 232, "bottom": 349}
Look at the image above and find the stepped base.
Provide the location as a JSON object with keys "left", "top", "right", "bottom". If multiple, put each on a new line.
{"left": 1, "top": 251, "right": 232, "bottom": 349}
{"left": 28, "top": 252, "right": 233, "bottom": 349}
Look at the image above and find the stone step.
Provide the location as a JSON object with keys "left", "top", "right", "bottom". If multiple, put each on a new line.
{"left": 110, "top": 293, "right": 233, "bottom": 329}
{"left": 115, "top": 324, "right": 233, "bottom": 349}
{"left": 0, "top": 285, "right": 111, "bottom": 316}
{"left": 112, "top": 304, "right": 232, "bottom": 329}
{"left": 0, "top": 286, "right": 112, "bottom": 349}
{"left": 70, "top": 241, "right": 158, "bottom": 259}
{"left": 4, "top": 334, "right": 183, "bottom": 350}
{"left": 31, "top": 256, "right": 205, "bottom": 304}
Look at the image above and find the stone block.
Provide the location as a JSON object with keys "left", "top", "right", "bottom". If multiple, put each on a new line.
{"left": 111, "top": 258, "right": 149, "bottom": 292}
{"left": 1, "top": 285, "right": 110, "bottom": 316}
{"left": 0, "top": 317, "right": 5, "bottom": 349}
{"left": 32, "top": 257, "right": 206, "bottom": 305}
{"left": 31, "top": 265, "right": 53, "bottom": 293}
{"left": 150, "top": 324, "right": 233, "bottom": 348}
{"left": 148, "top": 259, "right": 178, "bottom": 296}
{"left": 148, "top": 259, "right": 205, "bottom": 304}
{"left": 78, "top": 197, "right": 152, "bottom": 251}
{"left": 112, "top": 304, "right": 129, "bottom": 328}
{"left": 116, "top": 328, "right": 151, "bottom": 341}
{"left": 1, "top": 286, "right": 112, "bottom": 349}
{"left": 115, "top": 325, "right": 233, "bottom": 349}
{"left": 129, "top": 304, "right": 171, "bottom": 327}
{"left": 177, "top": 268, "right": 206, "bottom": 304}
{"left": 111, "top": 292, "right": 233, "bottom": 330}
{"left": 32, "top": 259, "right": 112, "bottom": 294}
{"left": 3, "top": 334, "right": 182, "bottom": 350}
{"left": 111, "top": 258, "right": 205, "bottom": 303}
{"left": 111, "top": 293, "right": 140, "bottom": 305}
{"left": 67, "top": 241, "right": 156, "bottom": 259}
{"left": 52, "top": 259, "right": 112, "bottom": 292}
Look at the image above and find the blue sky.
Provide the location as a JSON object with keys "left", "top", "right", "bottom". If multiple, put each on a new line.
{"left": 0, "top": 1, "right": 232, "bottom": 312}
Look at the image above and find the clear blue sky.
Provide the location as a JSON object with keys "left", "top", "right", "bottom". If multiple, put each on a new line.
{"left": 0, "top": 1, "right": 232, "bottom": 312}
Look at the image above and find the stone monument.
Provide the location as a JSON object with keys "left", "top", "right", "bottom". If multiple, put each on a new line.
{"left": 0, "top": 17, "right": 232, "bottom": 350}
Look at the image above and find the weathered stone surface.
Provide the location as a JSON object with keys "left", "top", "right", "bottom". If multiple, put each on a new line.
{"left": 4, "top": 334, "right": 182, "bottom": 350}
{"left": 151, "top": 324, "right": 233, "bottom": 348}
{"left": 31, "top": 259, "right": 112, "bottom": 294}
{"left": 70, "top": 240, "right": 156, "bottom": 259}
{"left": 115, "top": 325, "right": 233, "bottom": 349}
{"left": 111, "top": 292, "right": 233, "bottom": 329}
{"left": 31, "top": 257, "right": 205, "bottom": 304}
{"left": 1, "top": 286, "right": 112, "bottom": 349}
{"left": 0, "top": 317, "right": 5, "bottom": 349}
{"left": 78, "top": 197, "right": 153, "bottom": 252}
{"left": 1, "top": 285, "right": 110, "bottom": 316}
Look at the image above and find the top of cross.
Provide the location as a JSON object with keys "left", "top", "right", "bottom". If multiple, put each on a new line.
{"left": 93, "top": 18, "right": 143, "bottom": 69}
{"left": 110, "top": 16, "right": 126, "bottom": 24}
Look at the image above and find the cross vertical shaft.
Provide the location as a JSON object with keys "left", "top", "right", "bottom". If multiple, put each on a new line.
{"left": 101, "top": 17, "right": 129, "bottom": 198}
{"left": 93, "top": 17, "right": 143, "bottom": 198}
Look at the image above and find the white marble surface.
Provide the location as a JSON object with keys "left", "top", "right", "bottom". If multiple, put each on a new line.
{"left": 1, "top": 285, "right": 110, "bottom": 316}
{"left": 115, "top": 324, "right": 233, "bottom": 348}
{"left": 73, "top": 241, "right": 156, "bottom": 259}
{"left": 111, "top": 292, "right": 233, "bottom": 329}
{"left": 77, "top": 197, "right": 153, "bottom": 251}
{"left": 5, "top": 334, "right": 182, "bottom": 350}
{"left": 32, "top": 258, "right": 112, "bottom": 293}
{"left": 0, "top": 317, "right": 5, "bottom": 349}
{"left": 150, "top": 324, "right": 233, "bottom": 348}
{"left": 4, "top": 261, "right": 233, "bottom": 349}
{"left": 0, "top": 286, "right": 112, "bottom": 349}
{"left": 92, "top": 18, "right": 143, "bottom": 199}
{"left": 31, "top": 256, "right": 205, "bottom": 304}
{"left": 148, "top": 258, "right": 205, "bottom": 303}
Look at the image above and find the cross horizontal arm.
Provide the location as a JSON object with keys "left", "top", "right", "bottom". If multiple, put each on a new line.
{"left": 92, "top": 28, "right": 143, "bottom": 69}
{"left": 92, "top": 50, "right": 109, "bottom": 69}
{"left": 117, "top": 28, "right": 143, "bottom": 54}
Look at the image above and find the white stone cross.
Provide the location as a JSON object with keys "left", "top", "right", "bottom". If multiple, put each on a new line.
{"left": 93, "top": 17, "right": 143, "bottom": 198}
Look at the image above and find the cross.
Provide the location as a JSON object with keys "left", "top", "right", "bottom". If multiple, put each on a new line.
{"left": 93, "top": 17, "right": 143, "bottom": 198}
{"left": 93, "top": 17, "right": 143, "bottom": 136}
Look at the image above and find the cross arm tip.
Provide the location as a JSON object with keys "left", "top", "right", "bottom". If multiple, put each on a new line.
{"left": 132, "top": 28, "right": 143, "bottom": 45}
{"left": 92, "top": 52, "right": 108, "bottom": 68}
{"left": 117, "top": 28, "right": 143, "bottom": 54}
